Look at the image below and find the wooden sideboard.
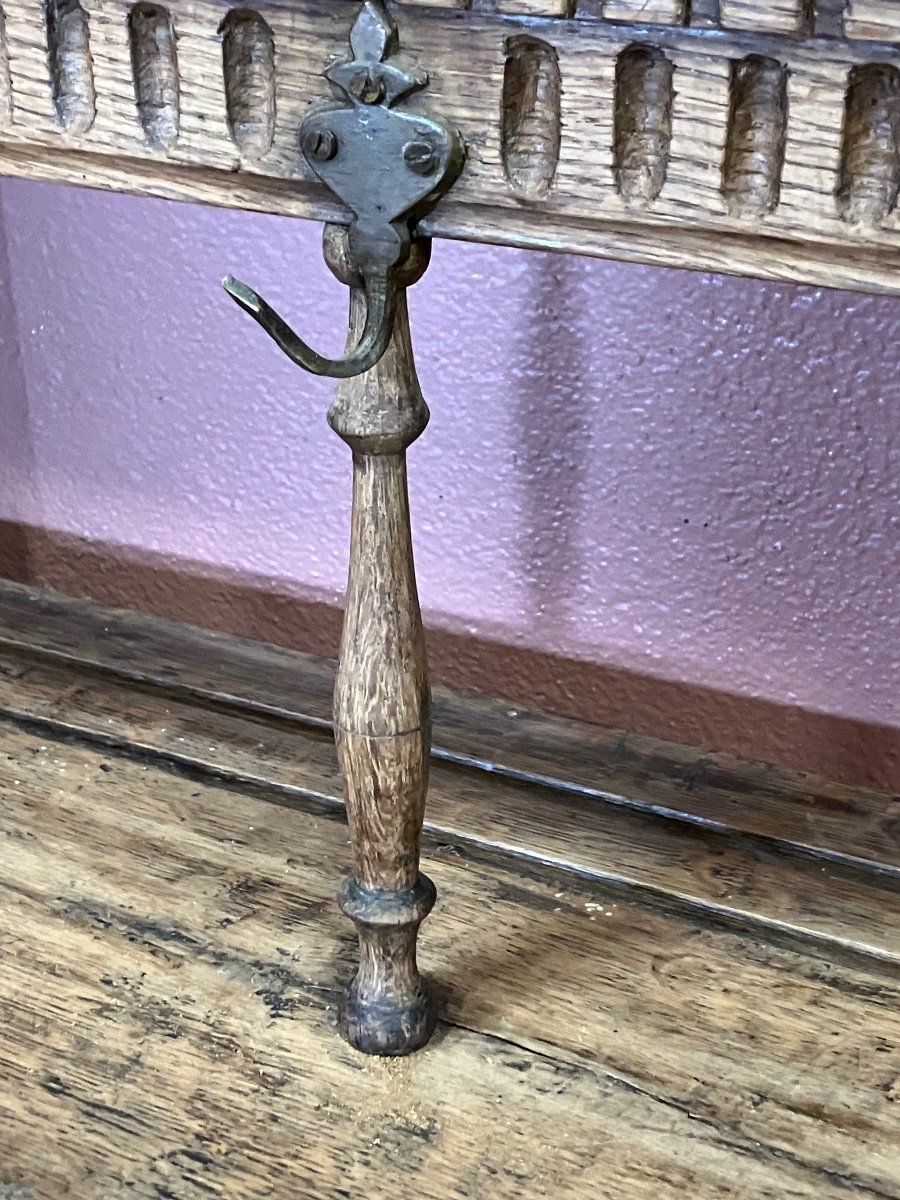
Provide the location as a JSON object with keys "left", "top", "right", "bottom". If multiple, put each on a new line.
{"left": 3, "top": 0, "right": 898, "bottom": 1051}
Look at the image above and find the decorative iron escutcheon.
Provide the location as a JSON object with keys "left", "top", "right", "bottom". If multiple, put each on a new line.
{"left": 224, "top": 0, "right": 466, "bottom": 378}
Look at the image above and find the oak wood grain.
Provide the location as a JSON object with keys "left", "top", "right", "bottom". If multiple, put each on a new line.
{"left": 0, "top": 646, "right": 895, "bottom": 964}
{"left": 0, "top": 715, "right": 898, "bottom": 1197}
{"left": 845, "top": 0, "right": 900, "bottom": 42}
{"left": 2, "top": 0, "right": 900, "bottom": 291}
{"left": 720, "top": 0, "right": 807, "bottom": 34}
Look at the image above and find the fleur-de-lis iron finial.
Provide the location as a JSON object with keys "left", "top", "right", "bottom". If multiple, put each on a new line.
{"left": 223, "top": 0, "right": 466, "bottom": 379}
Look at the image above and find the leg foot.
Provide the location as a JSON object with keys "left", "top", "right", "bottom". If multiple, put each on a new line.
{"left": 337, "top": 875, "right": 437, "bottom": 1056}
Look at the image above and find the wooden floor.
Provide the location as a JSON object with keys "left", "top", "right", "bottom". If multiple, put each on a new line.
{"left": 0, "top": 583, "right": 897, "bottom": 1199}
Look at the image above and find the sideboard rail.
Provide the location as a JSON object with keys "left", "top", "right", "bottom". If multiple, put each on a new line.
{"left": 2, "top": 0, "right": 900, "bottom": 291}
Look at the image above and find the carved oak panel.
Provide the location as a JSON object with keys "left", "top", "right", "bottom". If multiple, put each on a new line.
{"left": 1, "top": 0, "right": 899, "bottom": 291}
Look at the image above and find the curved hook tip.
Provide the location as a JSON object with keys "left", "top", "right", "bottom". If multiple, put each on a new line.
{"left": 221, "top": 268, "right": 396, "bottom": 379}
{"left": 222, "top": 274, "right": 262, "bottom": 316}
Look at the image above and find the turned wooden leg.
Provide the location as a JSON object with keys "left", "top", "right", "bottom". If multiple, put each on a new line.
{"left": 324, "top": 227, "right": 436, "bottom": 1056}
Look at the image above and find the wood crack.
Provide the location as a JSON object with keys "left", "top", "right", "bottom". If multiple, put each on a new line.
{"left": 442, "top": 1017, "right": 900, "bottom": 1200}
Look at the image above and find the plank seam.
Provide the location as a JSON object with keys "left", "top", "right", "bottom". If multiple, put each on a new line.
{"left": 0, "top": 703, "right": 896, "bottom": 974}
{"left": 0, "top": 633, "right": 893, "bottom": 880}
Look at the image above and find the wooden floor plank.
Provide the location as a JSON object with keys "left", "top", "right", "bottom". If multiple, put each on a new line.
{"left": 5, "top": 909, "right": 790, "bottom": 1200}
{"left": 432, "top": 699, "right": 900, "bottom": 875}
{"left": 0, "top": 581, "right": 893, "bottom": 873}
{"left": 0, "top": 722, "right": 898, "bottom": 1197}
{"left": 0, "top": 906, "right": 858, "bottom": 1200}
{"left": 0, "top": 651, "right": 896, "bottom": 966}
{"left": 0, "top": 580, "right": 338, "bottom": 726}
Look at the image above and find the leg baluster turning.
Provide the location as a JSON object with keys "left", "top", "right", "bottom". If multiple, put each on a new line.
{"left": 326, "top": 229, "right": 436, "bottom": 1056}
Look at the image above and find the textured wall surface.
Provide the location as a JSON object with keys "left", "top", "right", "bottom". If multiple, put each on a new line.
{"left": 0, "top": 177, "right": 897, "bottom": 789}
{"left": 0, "top": 197, "right": 32, "bottom": 531}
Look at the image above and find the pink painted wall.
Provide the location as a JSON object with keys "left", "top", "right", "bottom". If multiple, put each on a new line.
{"left": 0, "top": 195, "right": 32, "bottom": 532}
{"left": 0, "top": 177, "right": 897, "bottom": 789}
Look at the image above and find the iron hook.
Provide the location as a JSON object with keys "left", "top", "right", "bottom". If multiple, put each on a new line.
{"left": 222, "top": 267, "right": 397, "bottom": 380}
{"left": 222, "top": 0, "right": 465, "bottom": 383}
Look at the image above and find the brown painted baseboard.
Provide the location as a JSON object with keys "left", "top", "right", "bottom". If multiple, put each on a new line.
{"left": 0, "top": 573, "right": 895, "bottom": 872}
{"left": 0, "top": 518, "right": 897, "bottom": 791}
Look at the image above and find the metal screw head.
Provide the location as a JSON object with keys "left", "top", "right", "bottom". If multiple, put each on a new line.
{"left": 302, "top": 128, "right": 338, "bottom": 163}
{"left": 403, "top": 140, "right": 439, "bottom": 176}
{"left": 348, "top": 69, "right": 385, "bottom": 105}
